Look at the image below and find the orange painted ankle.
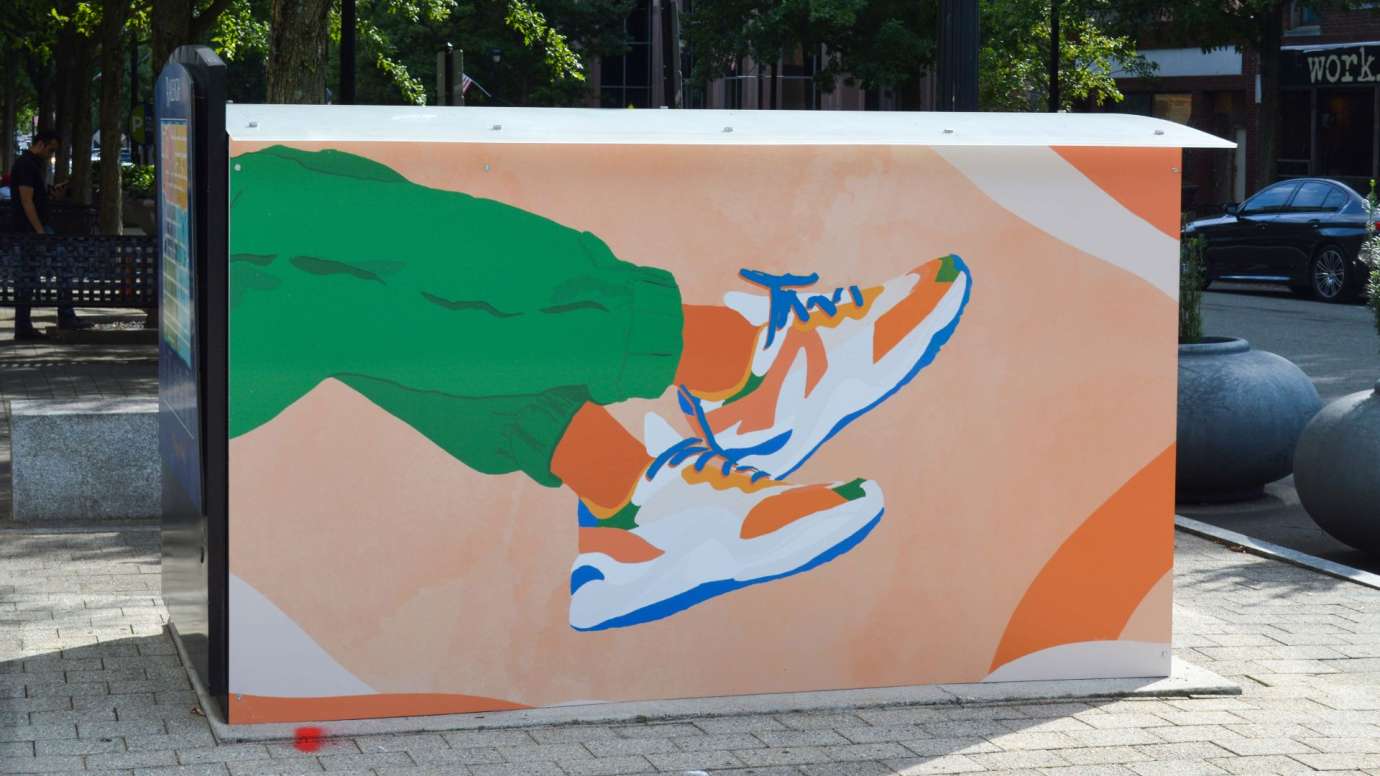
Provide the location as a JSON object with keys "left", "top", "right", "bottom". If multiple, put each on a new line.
{"left": 675, "top": 305, "right": 759, "bottom": 395}
{"left": 551, "top": 403, "right": 651, "bottom": 513}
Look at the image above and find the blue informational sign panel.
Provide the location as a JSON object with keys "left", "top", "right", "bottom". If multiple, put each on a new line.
{"left": 157, "top": 62, "right": 202, "bottom": 513}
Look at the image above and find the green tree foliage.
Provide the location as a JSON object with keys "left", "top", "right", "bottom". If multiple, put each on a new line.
{"left": 684, "top": 0, "right": 936, "bottom": 99}
{"left": 209, "top": 0, "right": 624, "bottom": 106}
{"left": 980, "top": 0, "right": 1150, "bottom": 111}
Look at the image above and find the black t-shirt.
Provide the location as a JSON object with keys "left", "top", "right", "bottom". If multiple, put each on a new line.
{"left": 8, "top": 152, "right": 49, "bottom": 233}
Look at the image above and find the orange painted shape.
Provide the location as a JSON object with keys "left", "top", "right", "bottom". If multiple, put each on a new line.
{"left": 705, "top": 328, "right": 827, "bottom": 435}
{"left": 872, "top": 260, "right": 952, "bottom": 363}
{"left": 741, "top": 485, "right": 846, "bottom": 539}
{"left": 677, "top": 304, "right": 761, "bottom": 398}
{"left": 796, "top": 286, "right": 883, "bottom": 334}
{"left": 1053, "top": 147, "right": 1182, "bottom": 239}
{"left": 228, "top": 693, "right": 530, "bottom": 725}
{"left": 989, "top": 445, "right": 1176, "bottom": 673}
{"left": 550, "top": 402, "right": 650, "bottom": 516}
{"left": 578, "top": 526, "right": 664, "bottom": 563}
{"left": 681, "top": 464, "right": 783, "bottom": 494}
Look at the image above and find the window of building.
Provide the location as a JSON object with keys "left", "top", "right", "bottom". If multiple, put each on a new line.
{"left": 600, "top": 0, "right": 653, "bottom": 108}
{"left": 723, "top": 60, "right": 745, "bottom": 109}
{"left": 1318, "top": 89, "right": 1376, "bottom": 182}
{"left": 1279, "top": 90, "right": 1312, "bottom": 177}
{"left": 1286, "top": 1, "right": 1321, "bottom": 32}
{"left": 778, "top": 46, "right": 820, "bottom": 109}
{"left": 1152, "top": 93, "right": 1192, "bottom": 124}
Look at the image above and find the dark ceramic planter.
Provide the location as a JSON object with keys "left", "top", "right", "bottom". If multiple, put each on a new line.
{"left": 1295, "top": 380, "right": 1380, "bottom": 554}
{"left": 1177, "top": 337, "right": 1321, "bottom": 503}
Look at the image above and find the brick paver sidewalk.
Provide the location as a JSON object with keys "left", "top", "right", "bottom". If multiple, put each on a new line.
{"left": 2, "top": 529, "right": 1379, "bottom": 776}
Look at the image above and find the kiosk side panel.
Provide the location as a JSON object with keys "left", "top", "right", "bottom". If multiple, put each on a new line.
{"left": 222, "top": 137, "right": 1180, "bottom": 724}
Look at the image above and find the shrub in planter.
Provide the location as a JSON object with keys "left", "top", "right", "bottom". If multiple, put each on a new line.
{"left": 1176, "top": 234, "right": 1321, "bottom": 503}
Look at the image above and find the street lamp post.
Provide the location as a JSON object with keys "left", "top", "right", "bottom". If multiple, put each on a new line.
{"left": 341, "top": 0, "right": 357, "bottom": 104}
{"left": 937, "top": 0, "right": 979, "bottom": 111}
{"left": 1049, "top": 0, "right": 1060, "bottom": 112}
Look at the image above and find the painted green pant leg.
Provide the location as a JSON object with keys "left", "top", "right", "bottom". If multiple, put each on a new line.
{"left": 228, "top": 146, "right": 683, "bottom": 484}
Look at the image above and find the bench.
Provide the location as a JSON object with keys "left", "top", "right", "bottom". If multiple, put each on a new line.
{"left": 0, "top": 234, "right": 158, "bottom": 308}
{"left": 10, "top": 398, "right": 159, "bottom": 521}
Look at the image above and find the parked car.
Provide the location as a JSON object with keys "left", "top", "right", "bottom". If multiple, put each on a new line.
{"left": 1183, "top": 178, "right": 1374, "bottom": 302}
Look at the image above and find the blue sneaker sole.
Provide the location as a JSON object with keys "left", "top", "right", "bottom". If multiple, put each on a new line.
{"left": 571, "top": 507, "right": 884, "bottom": 632}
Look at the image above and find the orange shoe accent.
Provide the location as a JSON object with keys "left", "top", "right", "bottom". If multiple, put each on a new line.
{"left": 705, "top": 327, "right": 828, "bottom": 435}
{"left": 872, "top": 260, "right": 953, "bottom": 363}
{"left": 676, "top": 304, "right": 761, "bottom": 398}
{"left": 578, "top": 526, "right": 665, "bottom": 562}
{"left": 227, "top": 692, "right": 530, "bottom": 724}
{"left": 795, "top": 286, "right": 883, "bottom": 334}
{"left": 740, "top": 484, "right": 846, "bottom": 539}
{"left": 988, "top": 445, "right": 1175, "bottom": 673}
{"left": 1053, "top": 147, "right": 1181, "bottom": 239}
{"left": 681, "top": 464, "right": 785, "bottom": 494}
{"left": 551, "top": 403, "right": 651, "bottom": 515}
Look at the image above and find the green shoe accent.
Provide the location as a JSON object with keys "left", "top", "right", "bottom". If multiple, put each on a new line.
{"left": 936, "top": 255, "right": 960, "bottom": 283}
{"left": 832, "top": 478, "right": 867, "bottom": 502}
{"left": 598, "top": 501, "right": 641, "bottom": 530}
{"left": 721, "top": 372, "right": 765, "bottom": 406}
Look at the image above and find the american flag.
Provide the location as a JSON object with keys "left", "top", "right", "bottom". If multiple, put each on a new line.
{"left": 461, "top": 73, "right": 474, "bottom": 94}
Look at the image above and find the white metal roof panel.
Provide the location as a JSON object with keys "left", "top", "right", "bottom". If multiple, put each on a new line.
{"left": 225, "top": 105, "right": 1234, "bottom": 148}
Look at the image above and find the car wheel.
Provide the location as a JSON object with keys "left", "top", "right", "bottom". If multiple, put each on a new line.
{"left": 1311, "top": 246, "right": 1351, "bottom": 302}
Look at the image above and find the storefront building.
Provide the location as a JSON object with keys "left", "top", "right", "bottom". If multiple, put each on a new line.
{"left": 1112, "top": 5, "right": 1380, "bottom": 212}
{"left": 1280, "top": 41, "right": 1380, "bottom": 194}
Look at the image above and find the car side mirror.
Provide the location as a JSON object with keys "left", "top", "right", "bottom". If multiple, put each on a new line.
{"left": 1224, "top": 202, "right": 1239, "bottom": 216}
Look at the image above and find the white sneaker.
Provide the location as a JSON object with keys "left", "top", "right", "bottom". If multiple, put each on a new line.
{"left": 691, "top": 255, "right": 972, "bottom": 477}
{"left": 569, "top": 398, "right": 884, "bottom": 631}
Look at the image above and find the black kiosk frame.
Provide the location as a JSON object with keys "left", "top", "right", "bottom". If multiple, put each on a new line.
{"left": 157, "top": 45, "right": 230, "bottom": 717}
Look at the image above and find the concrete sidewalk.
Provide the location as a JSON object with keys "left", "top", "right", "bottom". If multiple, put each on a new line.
{"left": 1, "top": 528, "right": 1378, "bottom": 775}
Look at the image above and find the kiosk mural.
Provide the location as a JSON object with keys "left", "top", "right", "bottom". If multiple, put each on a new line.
{"left": 217, "top": 108, "right": 1229, "bottom": 724}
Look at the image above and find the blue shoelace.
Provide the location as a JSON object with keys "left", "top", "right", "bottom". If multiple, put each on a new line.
{"left": 645, "top": 387, "right": 772, "bottom": 483}
{"left": 740, "top": 269, "right": 864, "bottom": 349}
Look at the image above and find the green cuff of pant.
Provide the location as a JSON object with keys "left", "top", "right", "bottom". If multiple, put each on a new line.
{"left": 507, "top": 385, "right": 591, "bottom": 488}
{"left": 614, "top": 264, "right": 683, "bottom": 401}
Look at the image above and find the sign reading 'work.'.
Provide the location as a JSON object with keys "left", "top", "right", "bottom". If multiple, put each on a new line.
{"left": 1285, "top": 44, "right": 1380, "bottom": 86}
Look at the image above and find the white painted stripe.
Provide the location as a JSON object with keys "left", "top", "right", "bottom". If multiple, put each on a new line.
{"left": 934, "top": 145, "right": 1180, "bottom": 299}
{"left": 228, "top": 573, "right": 375, "bottom": 698}
{"left": 1175, "top": 515, "right": 1380, "bottom": 590}
{"left": 983, "top": 641, "right": 1171, "bottom": 683}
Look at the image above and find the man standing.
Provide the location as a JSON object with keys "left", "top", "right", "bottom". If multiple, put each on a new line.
{"left": 7, "top": 130, "right": 87, "bottom": 339}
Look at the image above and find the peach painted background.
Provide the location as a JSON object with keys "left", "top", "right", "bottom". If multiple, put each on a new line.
{"left": 226, "top": 140, "right": 1179, "bottom": 723}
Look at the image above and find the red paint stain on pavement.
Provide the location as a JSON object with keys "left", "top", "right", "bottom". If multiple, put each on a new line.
{"left": 294, "top": 726, "right": 325, "bottom": 752}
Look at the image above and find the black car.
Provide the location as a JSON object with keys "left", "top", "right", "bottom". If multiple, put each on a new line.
{"left": 1184, "top": 178, "right": 1374, "bottom": 302}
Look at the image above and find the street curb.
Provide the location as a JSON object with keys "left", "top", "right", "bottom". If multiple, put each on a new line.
{"left": 1176, "top": 515, "right": 1380, "bottom": 591}
{"left": 171, "top": 621, "right": 1237, "bottom": 743}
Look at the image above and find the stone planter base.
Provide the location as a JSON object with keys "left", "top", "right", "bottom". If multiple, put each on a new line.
{"left": 1177, "top": 337, "right": 1321, "bottom": 503}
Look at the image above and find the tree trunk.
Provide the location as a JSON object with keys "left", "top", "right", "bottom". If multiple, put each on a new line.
{"left": 151, "top": 0, "right": 193, "bottom": 72}
{"left": 99, "top": 0, "right": 130, "bottom": 235}
{"left": 267, "top": 0, "right": 332, "bottom": 103}
{"left": 26, "top": 53, "right": 57, "bottom": 132}
{"left": 151, "top": 0, "right": 235, "bottom": 69}
{"left": 1255, "top": 3, "right": 1284, "bottom": 191}
{"left": 2, "top": 48, "right": 17, "bottom": 176}
{"left": 69, "top": 39, "right": 96, "bottom": 207}
{"left": 53, "top": 32, "right": 73, "bottom": 187}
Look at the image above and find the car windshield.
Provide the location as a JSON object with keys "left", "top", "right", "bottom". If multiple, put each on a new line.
{"left": 1242, "top": 182, "right": 1299, "bottom": 214}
